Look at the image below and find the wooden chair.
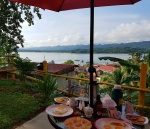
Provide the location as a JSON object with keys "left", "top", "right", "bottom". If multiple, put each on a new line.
{"left": 124, "top": 101, "right": 135, "bottom": 114}
{"left": 99, "top": 108, "right": 110, "bottom": 118}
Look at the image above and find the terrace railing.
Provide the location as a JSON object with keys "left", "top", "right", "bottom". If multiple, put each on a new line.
{"left": 0, "top": 54, "right": 15, "bottom": 79}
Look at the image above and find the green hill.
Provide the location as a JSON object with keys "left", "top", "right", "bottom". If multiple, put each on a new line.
{"left": 18, "top": 41, "right": 150, "bottom": 53}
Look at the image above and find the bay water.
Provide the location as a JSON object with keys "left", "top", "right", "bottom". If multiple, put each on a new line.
{"left": 19, "top": 52, "right": 129, "bottom": 65}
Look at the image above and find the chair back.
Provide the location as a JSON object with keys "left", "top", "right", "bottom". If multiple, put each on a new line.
{"left": 124, "top": 101, "right": 134, "bottom": 114}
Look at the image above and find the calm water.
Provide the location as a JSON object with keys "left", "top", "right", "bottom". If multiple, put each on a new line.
{"left": 19, "top": 52, "right": 129, "bottom": 64}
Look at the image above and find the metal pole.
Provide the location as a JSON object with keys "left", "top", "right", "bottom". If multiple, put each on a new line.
{"left": 89, "top": 0, "right": 94, "bottom": 107}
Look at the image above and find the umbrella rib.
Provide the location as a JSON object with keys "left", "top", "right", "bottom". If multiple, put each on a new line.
{"left": 58, "top": 0, "right": 65, "bottom": 11}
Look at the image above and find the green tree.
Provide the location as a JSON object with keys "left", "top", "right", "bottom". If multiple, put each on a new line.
{"left": 128, "top": 52, "right": 143, "bottom": 65}
{"left": 99, "top": 57, "right": 140, "bottom": 85}
{"left": 99, "top": 52, "right": 150, "bottom": 88}
{"left": 99, "top": 56, "right": 139, "bottom": 104}
{"left": 64, "top": 60, "right": 74, "bottom": 64}
{"left": 111, "top": 68, "right": 124, "bottom": 85}
{"left": 0, "top": 0, "right": 41, "bottom": 52}
{"left": 14, "top": 56, "right": 36, "bottom": 81}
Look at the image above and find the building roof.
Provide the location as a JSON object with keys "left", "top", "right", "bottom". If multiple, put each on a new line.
{"left": 99, "top": 65, "right": 117, "bottom": 73}
{"left": 47, "top": 64, "right": 78, "bottom": 74}
{"left": 107, "top": 62, "right": 120, "bottom": 67}
{"left": 31, "top": 63, "right": 78, "bottom": 76}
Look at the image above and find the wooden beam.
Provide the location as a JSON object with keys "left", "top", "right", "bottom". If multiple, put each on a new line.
{"left": 138, "top": 63, "right": 147, "bottom": 106}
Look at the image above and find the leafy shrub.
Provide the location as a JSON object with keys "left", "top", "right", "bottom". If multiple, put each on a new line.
{"left": 14, "top": 56, "right": 36, "bottom": 81}
{"left": 36, "top": 74, "right": 58, "bottom": 100}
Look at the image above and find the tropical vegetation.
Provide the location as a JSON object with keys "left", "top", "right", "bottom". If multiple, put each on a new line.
{"left": 66, "top": 51, "right": 150, "bottom": 119}
{"left": 36, "top": 74, "right": 59, "bottom": 100}
{"left": 99, "top": 52, "right": 150, "bottom": 88}
{"left": 14, "top": 56, "right": 36, "bottom": 82}
{"left": 99, "top": 52, "right": 150, "bottom": 118}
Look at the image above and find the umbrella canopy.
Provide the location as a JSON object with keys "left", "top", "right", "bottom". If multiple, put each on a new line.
{"left": 9, "top": 0, "right": 141, "bottom": 107}
{"left": 10, "top": 0, "right": 140, "bottom": 11}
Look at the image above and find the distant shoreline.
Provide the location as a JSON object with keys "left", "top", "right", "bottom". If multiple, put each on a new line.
{"left": 18, "top": 48, "right": 149, "bottom": 54}
{"left": 18, "top": 41, "right": 150, "bottom": 53}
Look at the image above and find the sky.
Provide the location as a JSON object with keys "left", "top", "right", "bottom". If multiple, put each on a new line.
{"left": 21, "top": 0, "right": 150, "bottom": 48}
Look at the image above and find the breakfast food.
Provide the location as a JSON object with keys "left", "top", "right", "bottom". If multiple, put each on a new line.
{"left": 55, "top": 97, "right": 69, "bottom": 103}
{"left": 52, "top": 105, "right": 68, "bottom": 115}
{"left": 95, "top": 118, "right": 132, "bottom": 129}
{"left": 102, "top": 121, "right": 127, "bottom": 129}
{"left": 103, "top": 121, "right": 127, "bottom": 129}
{"left": 110, "top": 121, "right": 127, "bottom": 127}
{"left": 114, "top": 127, "right": 123, "bottom": 129}
{"left": 103, "top": 124, "right": 111, "bottom": 129}
{"left": 126, "top": 114, "right": 146, "bottom": 125}
{"left": 64, "top": 117, "right": 92, "bottom": 129}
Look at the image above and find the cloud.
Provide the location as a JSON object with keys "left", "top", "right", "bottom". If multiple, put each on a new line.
{"left": 24, "top": 32, "right": 86, "bottom": 47}
{"left": 23, "top": 19, "right": 150, "bottom": 48}
{"left": 95, "top": 20, "right": 150, "bottom": 44}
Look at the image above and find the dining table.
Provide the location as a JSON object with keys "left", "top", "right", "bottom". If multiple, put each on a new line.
{"left": 46, "top": 97, "right": 148, "bottom": 129}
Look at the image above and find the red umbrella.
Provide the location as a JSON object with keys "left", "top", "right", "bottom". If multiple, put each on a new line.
{"left": 9, "top": 0, "right": 141, "bottom": 107}
{"left": 9, "top": 0, "right": 140, "bottom": 11}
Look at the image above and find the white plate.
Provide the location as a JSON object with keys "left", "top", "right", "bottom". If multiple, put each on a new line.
{"left": 54, "top": 97, "right": 69, "bottom": 105}
{"left": 125, "top": 113, "right": 149, "bottom": 125}
{"left": 46, "top": 104, "right": 73, "bottom": 117}
{"left": 95, "top": 118, "right": 132, "bottom": 129}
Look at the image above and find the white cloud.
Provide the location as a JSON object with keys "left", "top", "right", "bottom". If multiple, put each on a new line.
{"left": 23, "top": 19, "right": 150, "bottom": 47}
{"left": 94, "top": 20, "right": 150, "bottom": 44}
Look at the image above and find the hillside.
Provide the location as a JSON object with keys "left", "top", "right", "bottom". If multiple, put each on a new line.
{"left": 18, "top": 41, "right": 150, "bottom": 53}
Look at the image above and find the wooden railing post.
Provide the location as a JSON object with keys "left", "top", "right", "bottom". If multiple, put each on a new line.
{"left": 68, "top": 79, "right": 71, "bottom": 96}
{"left": 138, "top": 63, "right": 147, "bottom": 106}
{"left": 10, "top": 55, "right": 15, "bottom": 80}
{"left": 43, "top": 61, "right": 48, "bottom": 73}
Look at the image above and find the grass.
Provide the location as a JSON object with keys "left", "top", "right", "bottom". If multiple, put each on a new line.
{"left": 0, "top": 78, "right": 53, "bottom": 129}
{"left": 0, "top": 92, "right": 40, "bottom": 129}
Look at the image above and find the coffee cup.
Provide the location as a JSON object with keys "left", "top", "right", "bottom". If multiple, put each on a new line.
{"left": 69, "top": 97, "right": 76, "bottom": 107}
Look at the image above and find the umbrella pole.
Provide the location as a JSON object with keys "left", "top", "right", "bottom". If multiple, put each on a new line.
{"left": 89, "top": 0, "right": 94, "bottom": 107}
